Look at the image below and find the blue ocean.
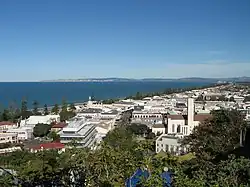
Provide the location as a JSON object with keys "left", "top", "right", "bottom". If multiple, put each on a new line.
{"left": 0, "top": 81, "right": 212, "bottom": 108}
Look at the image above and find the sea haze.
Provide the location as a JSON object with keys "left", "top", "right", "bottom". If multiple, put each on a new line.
{"left": 0, "top": 81, "right": 213, "bottom": 108}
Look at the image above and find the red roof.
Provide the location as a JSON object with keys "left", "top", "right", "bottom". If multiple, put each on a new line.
{"left": 31, "top": 142, "right": 65, "bottom": 150}
{"left": 194, "top": 114, "right": 212, "bottom": 122}
{"left": 52, "top": 122, "right": 67, "bottom": 129}
{"left": 0, "top": 121, "right": 16, "bottom": 126}
{"left": 167, "top": 115, "right": 184, "bottom": 120}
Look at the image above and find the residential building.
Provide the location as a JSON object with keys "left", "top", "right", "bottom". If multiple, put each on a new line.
{"left": 0, "top": 133, "right": 18, "bottom": 144}
{"left": 0, "top": 147, "right": 22, "bottom": 154}
{"left": 0, "top": 121, "right": 18, "bottom": 132}
{"left": 151, "top": 123, "right": 166, "bottom": 135}
{"left": 51, "top": 122, "right": 67, "bottom": 132}
{"left": 59, "top": 118, "right": 97, "bottom": 148}
{"left": 156, "top": 134, "right": 187, "bottom": 155}
{"left": 29, "top": 142, "right": 65, "bottom": 153}
{"left": 7, "top": 126, "right": 33, "bottom": 141}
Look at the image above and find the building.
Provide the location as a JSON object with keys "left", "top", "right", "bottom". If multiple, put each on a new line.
{"left": 151, "top": 123, "right": 166, "bottom": 135}
{"left": 0, "top": 147, "right": 22, "bottom": 154}
{"left": 29, "top": 142, "right": 65, "bottom": 153}
{"left": 156, "top": 98, "right": 211, "bottom": 155}
{"left": 156, "top": 134, "right": 187, "bottom": 155}
{"left": 0, "top": 133, "right": 18, "bottom": 144}
{"left": 132, "top": 111, "right": 162, "bottom": 126}
{"left": 78, "top": 108, "right": 102, "bottom": 118}
{"left": 20, "top": 115, "right": 60, "bottom": 127}
{"left": 7, "top": 126, "right": 34, "bottom": 141}
{"left": 51, "top": 122, "right": 67, "bottom": 132}
{"left": 0, "top": 121, "right": 18, "bottom": 132}
{"left": 59, "top": 118, "right": 97, "bottom": 148}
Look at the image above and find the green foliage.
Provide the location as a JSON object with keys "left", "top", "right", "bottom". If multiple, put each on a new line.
{"left": 1, "top": 109, "right": 250, "bottom": 186}
{"left": 69, "top": 103, "right": 76, "bottom": 111}
{"left": 32, "top": 100, "right": 40, "bottom": 115}
{"left": 59, "top": 100, "right": 76, "bottom": 121}
{"left": 51, "top": 104, "right": 59, "bottom": 114}
{"left": 43, "top": 104, "right": 49, "bottom": 115}
{"left": 182, "top": 109, "right": 246, "bottom": 160}
{"left": 33, "top": 123, "right": 52, "bottom": 137}
{"left": 47, "top": 131, "right": 60, "bottom": 141}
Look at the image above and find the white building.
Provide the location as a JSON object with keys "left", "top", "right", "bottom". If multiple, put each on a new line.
{"left": 156, "top": 134, "right": 187, "bottom": 155}
{"left": 0, "top": 133, "right": 18, "bottom": 144}
{"left": 0, "top": 121, "right": 18, "bottom": 132}
{"left": 151, "top": 123, "right": 166, "bottom": 135}
{"left": 59, "top": 118, "right": 97, "bottom": 148}
{"left": 156, "top": 98, "right": 211, "bottom": 155}
{"left": 20, "top": 115, "right": 60, "bottom": 127}
{"left": 7, "top": 126, "right": 34, "bottom": 141}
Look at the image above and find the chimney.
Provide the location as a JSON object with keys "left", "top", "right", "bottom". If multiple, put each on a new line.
{"left": 187, "top": 98, "right": 194, "bottom": 126}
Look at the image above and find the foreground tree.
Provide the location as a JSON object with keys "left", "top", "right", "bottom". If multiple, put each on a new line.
{"left": 182, "top": 109, "right": 247, "bottom": 160}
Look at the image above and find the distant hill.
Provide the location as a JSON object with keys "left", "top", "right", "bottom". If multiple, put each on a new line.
{"left": 41, "top": 77, "right": 250, "bottom": 83}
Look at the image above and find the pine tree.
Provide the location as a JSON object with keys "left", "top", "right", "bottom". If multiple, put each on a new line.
{"left": 44, "top": 104, "right": 49, "bottom": 115}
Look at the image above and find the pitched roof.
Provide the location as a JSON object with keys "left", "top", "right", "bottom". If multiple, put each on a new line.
{"left": 167, "top": 115, "right": 184, "bottom": 120}
{"left": 194, "top": 114, "right": 212, "bottom": 122}
{"left": 152, "top": 123, "right": 165, "bottom": 128}
{"left": 0, "top": 121, "right": 16, "bottom": 126}
{"left": 52, "top": 122, "right": 67, "bottom": 128}
{"left": 31, "top": 142, "right": 65, "bottom": 150}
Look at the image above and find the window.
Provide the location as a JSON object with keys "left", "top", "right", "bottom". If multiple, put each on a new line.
{"left": 165, "top": 144, "right": 169, "bottom": 152}
{"left": 172, "top": 124, "right": 175, "bottom": 133}
{"left": 177, "top": 125, "right": 181, "bottom": 133}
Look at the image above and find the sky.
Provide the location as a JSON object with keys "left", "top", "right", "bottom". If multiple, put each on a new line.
{"left": 0, "top": 0, "right": 250, "bottom": 81}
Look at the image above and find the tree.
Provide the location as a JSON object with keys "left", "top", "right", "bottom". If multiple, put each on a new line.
{"left": 182, "top": 109, "right": 247, "bottom": 160}
{"left": 51, "top": 104, "right": 59, "bottom": 114}
{"left": 32, "top": 100, "right": 40, "bottom": 115}
{"left": 59, "top": 110, "right": 76, "bottom": 122}
{"left": 0, "top": 109, "right": 10, "bottom": 121}
{"left": 33, "top": 123, "right": 52, "bottom": 137}
{"left": 43, "top": 104, "right": 49, "bottom": 115}
{"left": 127, "top": 123, "right": 150, "bottom": 136}
{"left": 61, "top": 99, "right": 67, "bottom": 112}
{"left": 69, "top": 103, "right": 76, "bottom": 111}
{"left": 48, "top": 131, "right": 60, "bottom": 141}
{"left": 21, "top": 99, "right": 30, "bottom": 119}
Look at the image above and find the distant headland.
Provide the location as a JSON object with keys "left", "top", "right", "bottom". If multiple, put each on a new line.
{"left": 41, "top": 77, "right": 250, "bottom": 83}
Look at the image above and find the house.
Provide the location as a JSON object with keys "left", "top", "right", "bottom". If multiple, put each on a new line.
{"left": 0, "top": 133, "right": 18, "bottom": 144}
{"left": 156, "top": 134, "right": 187, "bottom": 155}
{"left": 0, "top": 147, "right": 22, "bottom": 154}
{"left": 29, "top": 142, "right": 65, "bottom": 153}
{"left": 151, "top": 123, "right": 165, "bottom": 135}
{"left": 0, "top": 121, "right": 18, "bottom": 132}
{"left": 7, "top": 126, "right": 34, "bottom": 141}
{"left": 51, "top": 122, "right": 67, "bottom": 132}
{"left": 59, "top": 118, "right": 97, "bottom": 148}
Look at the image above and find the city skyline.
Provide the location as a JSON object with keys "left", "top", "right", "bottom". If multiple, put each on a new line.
{"left": 0, "top": 0, "right": 250, "bottom": 81}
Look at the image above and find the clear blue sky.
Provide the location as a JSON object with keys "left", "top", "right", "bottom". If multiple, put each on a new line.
{"left": 0, "top": 0, "right": 250, "bottom": 81}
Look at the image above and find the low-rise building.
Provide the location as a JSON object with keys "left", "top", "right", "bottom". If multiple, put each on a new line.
{"left": 156, "top": 134, "right": 187, "bottom": 155}
{"left": 0, "top": 122, "right": 18, "bottom": 132}
{"left": 29, "top": 142, "right": 65, "bottom": 153}
{"left": 51, "top": 122, "right": 67, "bottom": 132}
{"left": 151, "top": 123, "right": 166, "bottom": 135}
{"left": 20, "top": 115, "right": 60, "bottom": 127}
{"left": 7, "top": 126, "right": 33, "bottom": 141}
{"left": 0, "top": 133, "right": 18, "bottom": 144}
